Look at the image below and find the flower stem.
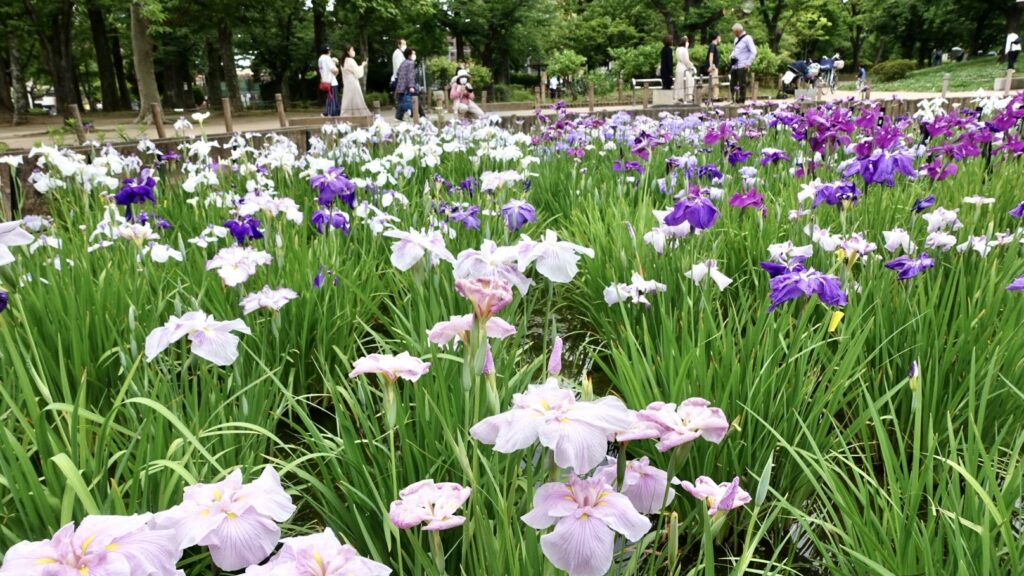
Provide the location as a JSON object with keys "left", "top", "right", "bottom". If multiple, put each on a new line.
{"left": 702, "top": 512, "right": 715, "bottom": 576}
{"left": 430, "top": 530, "right": 446, "bottom": 575}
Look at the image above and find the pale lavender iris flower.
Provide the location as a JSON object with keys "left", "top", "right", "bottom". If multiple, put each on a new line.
{"left": 0, "top": 514, "right": 183, "bottom": 576}
{"left": 618, "top": 399, "right": 729, "bottom": 451}
{"left": 389, "top": 480, "right": 472, "bottom": 531}
{"left": 244, "top": 528, "right": 391, "bottom": 575}
{"left": 383, "top": 228, "right": 456, "bottom": 271}
{"left": 154, "top": 466, "right": 295, "bottom": 572}
{"left": 427, "top": 314, "right": 516, "bottom": 348}
{"left": 145, "top": 311, "right": 251, "bottom": 366}
{"left": 348, "top": 352, "right": 431, "bottom": 383}
{"left": 521, "top": 474, "right": 651, "bottom": 576}
{"left": 454, "top": 240, "right": 533, "bottom": 294}
{"left": 470, "top": 378, "right": 634, "bottom": 473}
{"left": 595, "top": 456, "right": 674, "bottom": 514}
{"left": 676, "top": 476, "right": 752, "bottom": 515}
{"left": 517, "top": 230, "right": 595, "bottom": 284}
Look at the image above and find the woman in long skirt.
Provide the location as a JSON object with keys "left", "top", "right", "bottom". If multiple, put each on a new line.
{"left": 340, "top": 45, "right": 371, "bottom": 117}
{"left": 674, "top": 36, "right": 697, "bottom": 103}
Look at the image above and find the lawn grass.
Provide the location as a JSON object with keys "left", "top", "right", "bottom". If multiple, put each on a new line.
{"left": 842, "top": 56, "right": 1008, "bottom": 92}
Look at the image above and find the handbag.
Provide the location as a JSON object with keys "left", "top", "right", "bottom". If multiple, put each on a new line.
{"left": 319, "top": 82, "right": 331, "bottom": 93}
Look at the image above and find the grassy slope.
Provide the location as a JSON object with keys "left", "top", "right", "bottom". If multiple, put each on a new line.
{"left": 843, "top": 56, "right": 1008, "bottom": 92}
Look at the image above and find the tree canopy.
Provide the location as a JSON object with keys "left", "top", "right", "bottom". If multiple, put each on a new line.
{"left": 0, "top": 0, "right": 1018, "bottom": 121}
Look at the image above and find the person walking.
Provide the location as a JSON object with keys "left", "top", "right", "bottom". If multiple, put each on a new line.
{"left": 394, "top": 47, "right": 418, "bottom": 121}
{"left": 729, "top": 23, "right": 757, "bottom": 105}
{"left": 450, "top": 69, "right": 484, "bottom": 120}
{"left": 707, "top": 32, "right": 722, "bottom": 100}
{"left": 659, "top": 36, "right": 674, "bottom": 90}
{"left": 675, "top": 36, "right": 697, "bottom": 103}
{"left": 548, "top": 74, "right": 560, "bottom": 101}
{"left": 1007, "top": 33, "right": 1022, "bottom": 71}
{"left": 390, "top": 38, "right": 406, "bottom": 93}
{"left": 339, "top": 45, "right": 371, "bottom": 117}
{"left": 317, "top": 45, "right": 340, "bottom": 116}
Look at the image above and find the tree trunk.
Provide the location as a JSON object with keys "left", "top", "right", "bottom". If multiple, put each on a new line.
{"left": 218, "top": 24, "right": 243, "bottom": 111}
{"left": 313, "top": 1, "right": 327, "bottom": 61}
{"left": 659, "top": 10, "right": 677, "bottom": 44}
{"left": 205, "top": 39, "right": 223, "bottom": 110}
{"left": 360, "top": 30, "right": 369, "bottom": 92}
{"left": 0, "top": 49, "right": 12, "bottom": 112}
{"left": 130, "top": 2, "right": 161, "bottom": 123}
{"left": 110, "top": 32, "right": 132, "bottom": 110}
{"left": 455, "top": 34, "right": 465, "bottom": 61}
{"left": 88, "top": 8, "right": 120, "bottom": 111}
{"left": 9, "top": 36, "right": 28, "bottom": 124}
{"left": 1008, "top": 3, "right": 1023, "bottom": 34}
{"left": 23, "top": 0, "right": 78, "bottom": 118}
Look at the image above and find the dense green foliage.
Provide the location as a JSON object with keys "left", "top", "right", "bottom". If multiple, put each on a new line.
{"left": 871, "top": 59, "right": 918, "bottom": 82}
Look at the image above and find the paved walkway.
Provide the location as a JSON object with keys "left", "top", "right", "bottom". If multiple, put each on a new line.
{"left": 0, "top": 90, "right": 989, "bottom": 151}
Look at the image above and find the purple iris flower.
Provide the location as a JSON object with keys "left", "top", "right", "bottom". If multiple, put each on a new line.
{"left": 313, "top": 266, "right": 340, "bottom": 288}
{"left": 433, "top": 173, "right": 454, "bottom": 193}
{"left": 728, "top": 189, "right": 766, "bottom": 215}
{"left": 727, "top": 145, "right": 753, "bottom": 166}
{"left": 694, "top": 163, "right": 723, "bottom": 182}
{"left": 0, "top": 290, "right": 8, "bottom": 314}
{"left": 116, "top": 168, "right": 157, "bottom": 219}
{"left": 664, "top": 195, "right": 719, "bottom": 230}
{"left": 845, "top": 149, "right": 917, "bottom": 187}
{"left": 523, "top": 179, "right": 532, "bottom": 193}
{"left": 135, "top": 211, "right": 172, "bottom": 229}
{"left": 813, "top": 181, "right": 862, "bottom": 209}
{"left": 501, "top": 199, "right": 537, "bottom": 232}
{"left": 448, "top": 205, "right": 481, "bottom": 230}
{"left": 760, "top": 148, "right": 791, "bottom": 166}
{"left": 1008, "top": 275, "right": 1024, "bottom": 291}
{"left": 1009, "top": 202, "right": 1024, "bottom": 218}
{"left": 459, "top": 177, "right": 478, "bottom": 196}
{"left": 760, "top": 258, "right": 807, "bottom": 279}
{"left": 311, "top": 209, "right": 350, "bottom": 235}
{"left": 613, "top": 160, "right": 645, "bottom": 174}
{"left": 224, "top": 215, "right": 263, "bottom": 245}
{"left": 767, "top": 267, "right": 847, "bottom": 312}
{"left": 922, "top": 158, "right": 958, "bottom": 182}
{"left": 311, "top": 167, "right": 356, "bottom": 208}
{"left": 884, "top": 253, "right": 935, "bottom": 281}
{"left": 912, "top": 195, "right": 936, "bottom": 213}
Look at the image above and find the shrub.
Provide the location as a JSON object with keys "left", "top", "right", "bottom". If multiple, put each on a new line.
{"left": 467, "top": 62, "right": 493, "bottom": 89}
{"left": 548, "top": 49, "right": 588, "bottom": 79}
{"left": 712, "top": 41, "right": 786, "bottom": 77}
{"left": 426, "top": 57, "right": 458, "bottom": 88}
{"left": 510, "top": 72, "right": 540, "bottom": 88}
{"left": 609, "top": 43, "right": 662, "bottom": 81}
{"left": 871, "top": 59, "right": 916, "bottom": 82}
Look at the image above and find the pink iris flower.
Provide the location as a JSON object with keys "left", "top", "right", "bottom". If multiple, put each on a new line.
{"left": 547, "top": 336, "right": 564, "bottom": 376}
{"left": 618, "top": 399, "right": 729, "bottom": 451}
{"left": 521, "top": 474, "right": 651, "bottom": 576}
{"left": 470, "top": 378, "right": 634, "bottom": 474}
{"left": 454, "top": 277, "right": 513, "bottom": 320}
{"left": 348, "top": 352, "right": 431, "bottom": 383}
{"left": 595, "top": 456, "right": 674, "bottom": 514}
{"left": 0, "top": 514, "right": 183, "bottom": 576}
{"left": 388, "top": 479, "right": 472, "bottom": 531}
{"left": 154, "top": 466, "right": 296, "bottom": 571}
{"left": 243, "top": 528, "right": 391, "bottom": 575}
{"left": 676, "top": 476, "right": 752, "bottom": 515}
{"left": 427, "top": 314, "right": 516, "bottom": 348}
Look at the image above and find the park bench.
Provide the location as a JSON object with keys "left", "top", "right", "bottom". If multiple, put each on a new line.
{"left": 631, "top": 78, "right": 662, "bottom": 91}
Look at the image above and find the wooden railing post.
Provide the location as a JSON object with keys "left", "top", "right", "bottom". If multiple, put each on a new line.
{"left": 587, "top": 82, "right": 594, "bottom": 112}
{"left": 275, "top": 93, "right": 288, "bottom": 127}
{"left": 540, "top": 71, "right": 548, "bottom": 105}
{"left": 617, "top": 77, "right": 623, "bottom": 104}
{"left": 412, "top": 95, "right": 420, "bottom": 122}
{"left": 1004, "top": 69, "right": 1014, "bottom": 97}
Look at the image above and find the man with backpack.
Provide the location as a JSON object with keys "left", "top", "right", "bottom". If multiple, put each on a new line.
{"left": 729, "top": 23, "right": 757, "bottom": 105}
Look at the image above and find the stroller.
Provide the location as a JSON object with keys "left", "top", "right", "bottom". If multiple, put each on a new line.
{"left": 779, "top": 60, "right": 820, "bottom": 97}
{"left": 818, "top": 54, "right": 844, "bottom": 93}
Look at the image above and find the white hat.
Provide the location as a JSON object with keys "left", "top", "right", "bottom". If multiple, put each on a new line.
{"left": 456, "top": 69, "right": 471, "bottom": 79}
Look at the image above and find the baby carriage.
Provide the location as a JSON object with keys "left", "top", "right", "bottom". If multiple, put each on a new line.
{"left": 818, "top": 54, "right": 844, "bottom": 93}
{"left": 779, "top": 60, "right": 820, "bottom": 97}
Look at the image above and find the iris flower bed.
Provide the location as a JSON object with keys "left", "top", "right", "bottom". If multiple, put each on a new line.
{"left": 1, "top": 93, "right": 1023, "bottom": 575}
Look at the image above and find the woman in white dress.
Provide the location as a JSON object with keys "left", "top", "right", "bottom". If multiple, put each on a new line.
{"left": 675, "top": 36, "right": 697, "bottom": 104}
{"left": 340, "top": 45, "right": 371, "bottom": 117}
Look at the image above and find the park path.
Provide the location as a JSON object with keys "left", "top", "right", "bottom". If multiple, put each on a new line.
{"left": 0, "top": 89, "right": 987, "bottom": 151}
